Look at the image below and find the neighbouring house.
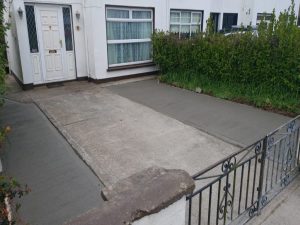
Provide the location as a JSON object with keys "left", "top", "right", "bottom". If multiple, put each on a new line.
{"left": 4, "top": 0, "right": 300, "bottom": 88}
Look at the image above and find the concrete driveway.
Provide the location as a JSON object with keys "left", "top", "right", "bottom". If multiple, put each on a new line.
{"left": 6, "top": 76, "right": 290, "bottom": 186}
{"left": 6, "top": 77, "right": 238, "bottom": 185}
{"left": 108, "top": 79, "right": 290, "bottom": 147}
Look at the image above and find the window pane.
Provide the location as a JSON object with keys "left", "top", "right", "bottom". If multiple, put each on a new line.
{"left": 62, "top": 7, "right": 73, "bottom": 51}
{"left": 181, "top": 12, "right": 191, "bottom": 23}
{"left": 132, "top": 11, "right": 151, "bottom": 19}
{"left": 180, "top": 25, "right": 190, "bottom": 38}
{"left": 107, "top": 21, "right": 152, "bottom": 40}
{"left": 222, "top": 13, "right": 238, "bottom": 30}
{"left": 107, "top": 9, "right": 129, "bottom": 18}
{"left": 191, "top": 25, "right": 200, "bottom": 33}
{"left": 25, "top": 5, "right": 39, "bottom": 53}
{"left": 170, "top": 12, "right": 180, "bottom": 23}
{"left": 191, "top": 25, "right": 200, "bottom": 37}
{"left": 107, "top": 42, "right": 151, "bottom": 65}
{"left": 170, "top": 25, "right": 180, "bottom": 33}
{"left": 192, "top": 13, "right": 202, "bottom": 23}
{"left": 298, "top": 6, "right": 300, "bottom": 26}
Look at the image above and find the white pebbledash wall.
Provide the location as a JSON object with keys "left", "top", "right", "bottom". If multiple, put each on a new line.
{"left": 5, "top": 0, "right": 300, "bottom": 86}
{"left": 133, "top": 197, "right": 186, "bottom": 225}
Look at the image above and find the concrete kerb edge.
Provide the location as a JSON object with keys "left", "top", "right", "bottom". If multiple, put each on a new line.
{"left": 33, "top": 101, "right": 107, "bottom": 187}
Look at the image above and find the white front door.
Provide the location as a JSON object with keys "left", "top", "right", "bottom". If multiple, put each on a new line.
{"left": 36, "top": 5, "right": 76, "bottom": 82}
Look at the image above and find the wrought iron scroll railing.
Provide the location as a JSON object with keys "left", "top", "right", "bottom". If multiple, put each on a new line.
{"left": 186, "top": 116, "right": 300, "bottom": 225}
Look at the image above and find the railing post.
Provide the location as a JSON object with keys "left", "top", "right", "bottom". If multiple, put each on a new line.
{"left": 297, "top": 127, "right": 300, "bottom": 170}
{"left": 256, "top": 136, "right": 268, "bottom": 216}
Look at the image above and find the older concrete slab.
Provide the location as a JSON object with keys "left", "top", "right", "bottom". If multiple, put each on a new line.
{"left": 0, "top": 100, "right": 103, "bottom": 225}
{"left": 108, "top": 79, "right": 290, "bottom": 147}
{"left": 7, "top": 80, "right": 238, "bottom": 186}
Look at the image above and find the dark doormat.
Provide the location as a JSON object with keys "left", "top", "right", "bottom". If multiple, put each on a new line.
{"left": 47, "top": 83, "right": 64, "bottom": 88}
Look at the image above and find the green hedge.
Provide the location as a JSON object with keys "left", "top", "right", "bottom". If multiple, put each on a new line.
{"left": 0, "top": 1, "right": 6, "bottom": 100}
{"left": 152, "top": 2, "right": 300, "bottom": 114}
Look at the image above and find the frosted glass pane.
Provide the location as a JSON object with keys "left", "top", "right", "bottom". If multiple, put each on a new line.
{"left": 107, "top": 9, "right": 129, "bottom": 18}
{"left": 63, "top": 7, "right": 73, "bottom": 51}
{"left": 25, "top": 5, "right": 39, "bottom": 53}
{"left": 133, "top": 11, "right": 151, "bottom": 19}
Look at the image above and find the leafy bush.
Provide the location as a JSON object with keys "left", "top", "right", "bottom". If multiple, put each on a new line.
{"left": 0, "top": 1, "right": 6, "bottom": 102}
{"left": 152, "top": 1, "right": 300, "bottom": 115}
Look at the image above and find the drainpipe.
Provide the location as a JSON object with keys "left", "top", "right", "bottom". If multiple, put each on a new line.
{"left": 166, "top": 0, "right": 170, "bottom": 31}
{"left": 82, "top": 0, "right": 91, "bottom": 80}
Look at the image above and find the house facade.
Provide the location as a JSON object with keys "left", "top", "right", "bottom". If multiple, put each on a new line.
{"left": 4, "top": 0, "right": 299, "bottom": 88}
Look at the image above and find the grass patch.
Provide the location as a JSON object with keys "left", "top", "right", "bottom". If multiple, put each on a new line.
{"left": 160, "top": 72, "right": 300, "bottom": 117}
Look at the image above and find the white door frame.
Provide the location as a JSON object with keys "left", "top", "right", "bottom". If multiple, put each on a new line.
{"left": 33, "top": 3, "right": 76, "bottom": 83}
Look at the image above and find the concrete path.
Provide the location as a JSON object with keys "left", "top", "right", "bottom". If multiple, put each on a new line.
{"left": 108, "top": 79, "right": 290, "bottom": 147}
{"left": 0, "top": 100, "right": 103, "bottom": 225}
{"left": 248, "top": 175, "right": 300, "bottom": 225}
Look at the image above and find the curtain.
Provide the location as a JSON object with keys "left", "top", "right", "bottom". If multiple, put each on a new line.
{"left": 108, "top": 42, "right": 151, "bottom": 65}
{"left": 107, "top": 22, "right": 152, "bottom": 40}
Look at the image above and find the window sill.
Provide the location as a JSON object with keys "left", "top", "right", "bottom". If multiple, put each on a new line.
{"left": 107, "top": 62, "right": 155, "bottom": 71}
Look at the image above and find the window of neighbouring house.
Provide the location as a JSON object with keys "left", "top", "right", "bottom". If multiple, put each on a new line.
{"left": 25, "top": 5, "right": 39, "bottom": 53}
{"left": 106, "top": 7, "right": 153, "bottom": 67}
{"left": 256, "top": 13, "right": 273, "bottom": 25}
{"left": 222, "top": 13, "right": 238, "bottom": 31}
{"left": 297, "top": 5, "right": 300, "bottom": 26}
{"left": 170, "top": 10, "right": 203, "bottom": 38}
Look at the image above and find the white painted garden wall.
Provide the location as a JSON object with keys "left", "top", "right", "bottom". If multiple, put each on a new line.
{"left": 133, "top": 197, "right": 186, "bottom": 225}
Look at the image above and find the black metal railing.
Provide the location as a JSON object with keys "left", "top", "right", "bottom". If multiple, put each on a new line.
{"left": 187, "top": 116, "right": 300, "bottom": 225}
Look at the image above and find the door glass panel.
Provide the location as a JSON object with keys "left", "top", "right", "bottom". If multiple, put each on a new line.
{"left": 62, "top": 7, "right": 73, "bottom": 51}
{"left": 25, "top": 5, "right": 39, "bottom": 53}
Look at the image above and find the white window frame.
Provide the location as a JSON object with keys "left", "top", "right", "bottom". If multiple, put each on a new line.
{"left": 170, "top": 10, "right": 203, "bottom": 38}
{"left": 106, "top": 7, "right": 154, "bottom": 68}
{"left": 256, "top": 13, "right": 272, "bottom": 25}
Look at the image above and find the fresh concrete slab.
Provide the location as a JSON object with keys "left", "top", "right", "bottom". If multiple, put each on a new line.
{"left": 0, "top": 100, "right": 103, "bottom": 225}
{"left": 108, "top": 79, "right": 290, "bottom": 147}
